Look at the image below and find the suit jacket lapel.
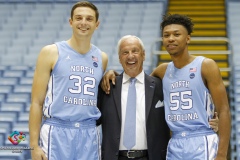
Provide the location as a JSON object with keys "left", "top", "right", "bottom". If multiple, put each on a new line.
{"left": 145, "top": 74, "right": 155, "bottom": 121}
{"left": 112, "top": 75, "right": 123, "bottom": 121}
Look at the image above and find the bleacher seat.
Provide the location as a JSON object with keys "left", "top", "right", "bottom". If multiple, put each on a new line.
{"left": 0, "top": 103, "right": 25, "bottom": 113}
{"left": 0, "top": 85, "right": 13, "bottom": 94}
{"left": 0, "top": 4, "right": 13, "bottom": 22}
{"left": 22, "top": 16, "right": 43, "bottom": 32}
{"left": 0, "top": 36, "right": 11, "bottom": 50}
{"left": 18, "top": 112, "right": 29, "bottom": 123}
{"left": 0, "top": 122, "right": 12, "bottom": 137}
{"left": 0, "top": 1, "right": 164, "bottom": 68}
{"left": 6, "top": 46, "right": 28, "bottom": 56}
{"left": 25, "top": 70, "right": 35, "bottom": 77}
{"left": 23, "top": 54, "right": 39, "bottom": 66}
{"left": 25, "top": 103, "right": 31, "bottom": 112}
{"left": 56, "top": 32, "right": 72, "bottom": 42}
{"left": 0, "top": 94, "right": 5, "bottom": 102}
{"left": 0, "top": 78, "right": 19, "bottom": 85}
{"left": 19, "top": 77, "right": 33, "bottom": 85}
{"left": 8, "top": 65, "right": 30, "bottom": 71}
{"left": 0, "top": 133, "right": 4, "bottom": 146}
{"left": 100, "top": 23, "right": 121, "bottom": 36}
{"left": 0, "top": 54, "right": 23, "bottom": 65}
{"left": 12, "top": 122, "right": 29, "bottom": 135}
{"left": 0, "top": 150, "right": 24, "bottom": 160}
{"left": 3, "top": 70, "right": 25, "bottom": 78}
{"left": 0, "top": 112, "right": 18, "bottom": 130}
{"left": 97, "top": 36, "right": 117, "bottom": 52}
{"left": 13, "top": 85, "right": 32, "bottom": 93}
{"left": 6, "top": 93, "right": 30, "bottom": 103}
{"left": 119, "top": 28, "right": 140, "bottom": 38}
{"left": 10, "top": 38, "right": 32, "bottom": 52}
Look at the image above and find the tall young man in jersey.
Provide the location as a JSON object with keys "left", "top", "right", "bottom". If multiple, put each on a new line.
{"left": 101, "top": 14, "right": 230, "bottom": 160}
{"left": 29, "top": 1, "right": 108, "bottom": 160}
{"left": 150, "top": 14, "right": 230, "bottom": 160}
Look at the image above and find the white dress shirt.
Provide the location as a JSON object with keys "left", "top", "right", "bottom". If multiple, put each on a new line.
{"left": 119, "top": 71, "right": 147, "bottom": 150}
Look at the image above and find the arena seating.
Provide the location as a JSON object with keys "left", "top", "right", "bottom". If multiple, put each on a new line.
{"left": 0, "top": 1, "right": 166, "bottom": 159}
{"left": 0, "top": 1, "right": 166, "bottom": 73}
{"left": 1, "top": 0, "right": 239, "bottom": 159}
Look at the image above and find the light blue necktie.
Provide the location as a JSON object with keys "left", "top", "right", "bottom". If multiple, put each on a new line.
{"left": 123, "top": 78, "right": 137, "bottom": 150}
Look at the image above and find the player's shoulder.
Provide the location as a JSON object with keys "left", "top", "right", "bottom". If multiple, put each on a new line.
{"left": 201, "top": 57, "right": 220, "bottom": 78}
{"left": 202, "top": 57, "right": 217, "bottom": 65}
{"left": 38, "top": 44, "right": 58, "bottom": 58}
{"left": 158, "top": 62, "right": 169, "bottom": 70}
{"left": 41, "top": 44, "right": 58, "bottom": 53}
{"left": 152, "top": 62, "right": 169, "bottom": 79}
{"left": 201, "top": 57, "right": 219, "bottom": 71}
{"left": 36, "top": 44, "right": 58, "bottom": 66}
{"left": 101, "top": 51, "right": 108, "bottom": 59}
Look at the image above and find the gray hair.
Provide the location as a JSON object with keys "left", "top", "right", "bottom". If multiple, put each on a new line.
{"left": 117, "top": 35, "right": 145, "bottom": 54}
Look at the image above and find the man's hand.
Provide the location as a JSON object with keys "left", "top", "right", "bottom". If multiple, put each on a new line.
{"left": 209, "top": 112, "right": 219, "bottom": 133}
{"left": 31, "top": 146, "right": 47, "bottom": 160}
{"left": 101, "top": 70, "right": 118, "bottom": 94}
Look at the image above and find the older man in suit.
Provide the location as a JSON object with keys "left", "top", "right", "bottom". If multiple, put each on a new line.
{"left": 97, "top": 35, "right": 170, "bottom": 160}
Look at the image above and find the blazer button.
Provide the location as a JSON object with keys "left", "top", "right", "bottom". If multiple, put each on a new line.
{"left": 115, "top": 152, "right": 119, "bottom": 156}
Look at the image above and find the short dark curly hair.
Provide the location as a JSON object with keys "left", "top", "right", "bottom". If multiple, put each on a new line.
{"left": 160, "top": 14, "right": 194, "bottom": 35}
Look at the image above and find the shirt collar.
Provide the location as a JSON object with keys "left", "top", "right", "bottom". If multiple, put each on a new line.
{"left": 122, "top": 70, "right": 144, "bottom": 84}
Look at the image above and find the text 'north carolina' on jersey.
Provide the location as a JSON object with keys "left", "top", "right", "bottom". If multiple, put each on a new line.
{"left": 163, "top": 56, "right": 215, "bottom": 131}
{"left": 43, "top": 41, "right": 103, "bottom": 121}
